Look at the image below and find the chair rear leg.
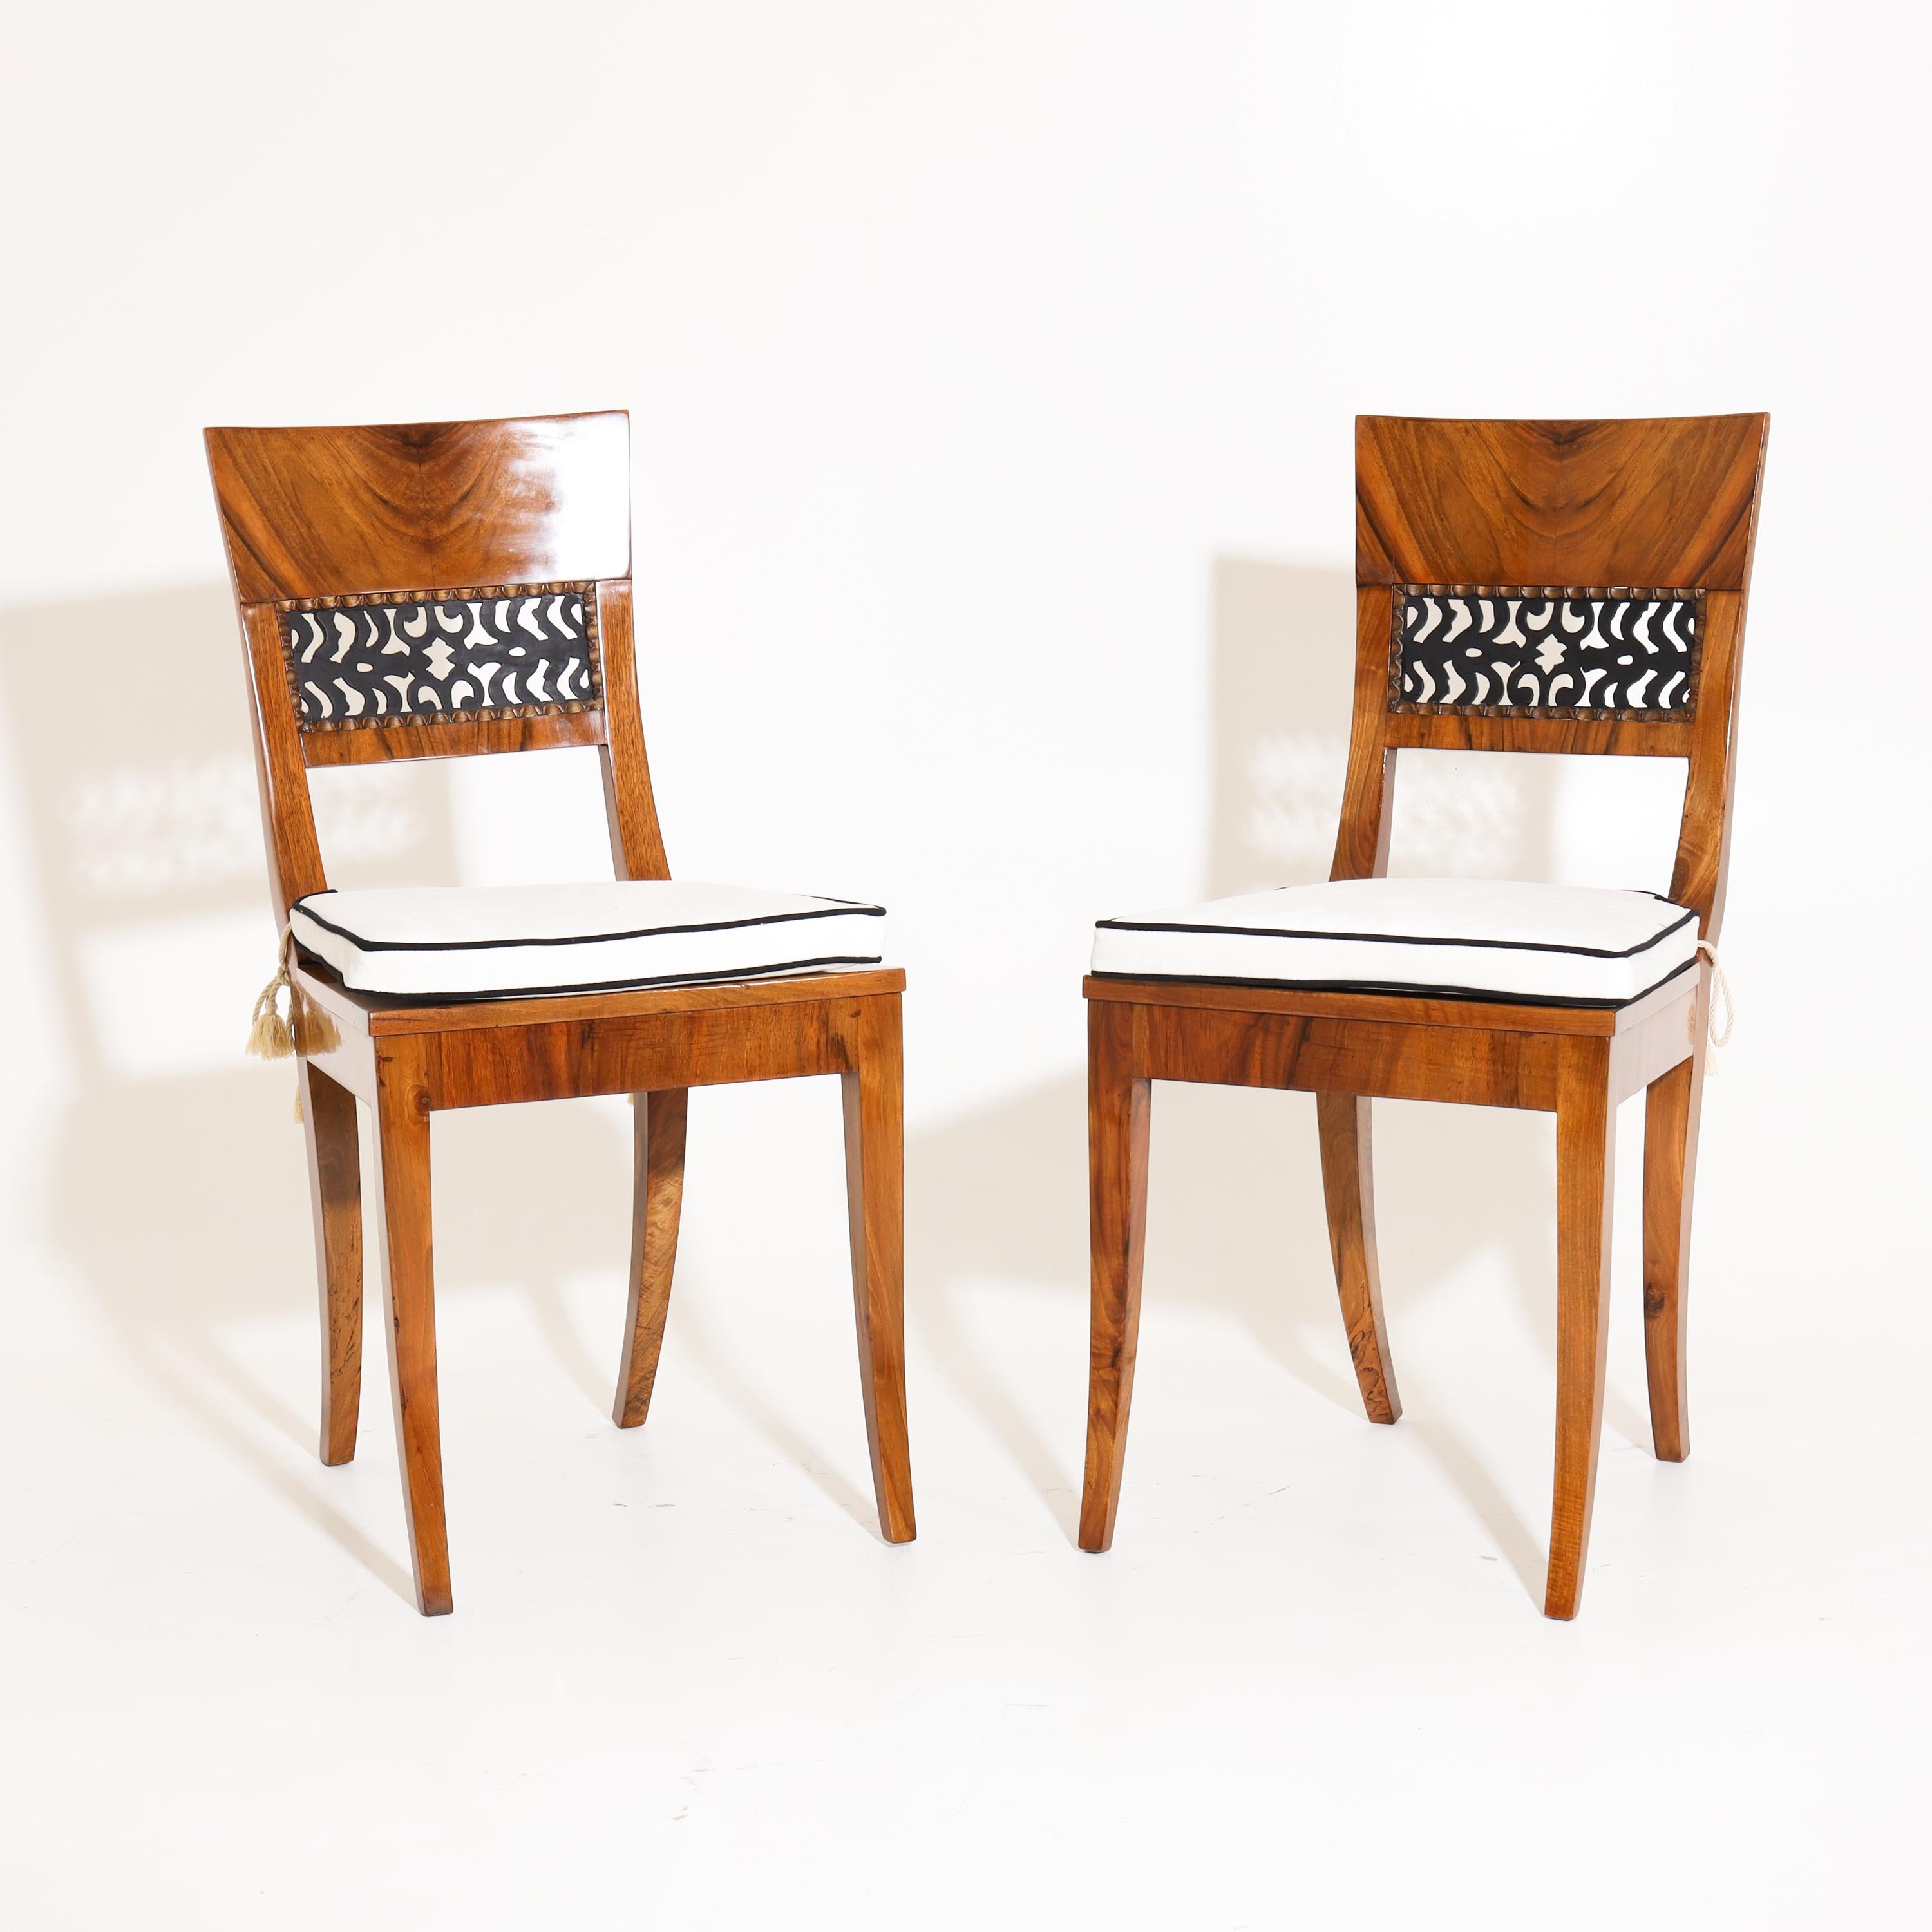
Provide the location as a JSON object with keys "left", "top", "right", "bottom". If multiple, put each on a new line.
{"left": 1642, "top": 1052, "right": 1703, "bottom": 1463}
{"left": 1315, "top": 1092, "right": 1401, "bottom": 1424}
{"left": 840, "top": 996, "right": 916, "bottom": 1543}
{"left": 371, "top": 1051, "right": 453, "bottom": 1616}
{"left": 1079, "top": 1001, "right": 1151, "bottom": 1553}
{"left": 614, "top": 1088, "right": 689, "bottom": 1428}
{"left": 1547, "top": 1040, "right": 1616, "bottom": 1620}
{"left": 299, "top": 1061, "right": 363, "bottom": 1466}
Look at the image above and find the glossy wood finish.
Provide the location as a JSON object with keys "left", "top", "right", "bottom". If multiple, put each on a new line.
{"left": 209, "top": 412, "right": 914, "bottom": 1613}
{"left": 1133, "top": 999, "right": 1567, "bottom": 1111}
{"left": 838, "top": 996, "right": 916, "bottom": 1542}
{"left": 369, "top": 1038, "right": 451, "bottom": 1617}
{"left": 1355, "top": 414, "right": 1766, "bottom": 591}
{"left": 1667, "top": 591, "right": 1748, "bottom": 937}
{"left": 206, "top": 412, "right": 630, "bottom": 605}
{"left": 1332, "top": 589, "right": 1402, "bottom": 882}
{"left": 1385, "top": 712, "right": 1693, "bottom": 757}
{"left": 298, "top": 1061, "right": 363, "bottom": 1467}
{"left": 1548, "top": 1039, "right": 1616, "bottom": 1621}
{"left": 302, "top": 710, "right": 606, "bottom": 769}
{"left": 241, "top": 602, "right": 326, "bottom": 914}
{"left": 405, "top": 997, "right": 853, "bottom": 1110}
{"left": 1079, "top": 999, "right": 1151, "bottom": 1554}
{"left": 614, "top": 1089, "right": 688, "bottom": 1430}
{"left": 595, "top": 581, "right": 671, "bottom": 881}
{"left": 1316, "top": 1093, "right": 1399, "bottom": 1425}
{"left": 1642, "top": 980, "right": 1709, "bottom": 1463}
{"left": 1084, "top": 415, "right": 1765, "bottom": 1616}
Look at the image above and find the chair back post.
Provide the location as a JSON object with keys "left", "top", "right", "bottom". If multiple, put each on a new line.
{"left": 1331, "top": 414, "right": 1768, "bottom": 940}
{"left": 204, "top": 410, "right": 669, "bottom": 923}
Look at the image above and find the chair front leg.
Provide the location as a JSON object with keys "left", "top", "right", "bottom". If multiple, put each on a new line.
{"left": 1642, "top": 1036, "right": 1704, "bottom": 1463}
{"left": 1315, "top": 1091, "right": 1401, "bottom": 1425}
{"left": 1079, "top": 1000, "right": 1150, "bottom": 1553}
{"left": 1547, "top": 1039, "right": 1616, "bottom": 1620}
{"left": 840, "top": 995, "right": 916, "bottom": 1543}
{"left": 371, "top": 1045, "right": 453, "bottom": 1616}
{"left": 299, "top": 1060, "right": 363, "bottom": 1467}
{"left": 614, "top": 1087, "right": 689, "bottom": 1428}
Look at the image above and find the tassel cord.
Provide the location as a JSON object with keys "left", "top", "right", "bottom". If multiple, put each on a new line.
{"left": 1692, "top": 938, "right": 1735, "bottom": 1061}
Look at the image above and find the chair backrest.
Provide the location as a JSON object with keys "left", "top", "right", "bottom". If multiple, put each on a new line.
{"left": 205, "top": 412, "right": 668, "bottom": 918}
{"left": 1335, "top": 413, "right": 1769, "bottom": 936}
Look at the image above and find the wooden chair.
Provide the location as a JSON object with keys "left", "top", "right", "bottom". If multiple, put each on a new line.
{"left": 1079, "top": 414, "right": 1767, "bottom": 1618}
{"left": 205, "top": 412, "right": 915, "bottom": 1616}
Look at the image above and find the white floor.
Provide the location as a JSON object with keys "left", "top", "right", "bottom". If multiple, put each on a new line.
{"left": 2, "top": 1047, "right": 1922, "bottom": 1930}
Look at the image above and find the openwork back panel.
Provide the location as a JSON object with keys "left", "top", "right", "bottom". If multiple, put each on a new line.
{"left": 1392, "top": 587, "right": 1703, "bottom": 720}
{"left": 278, "top": 584, "right": 602, "bottom": 733}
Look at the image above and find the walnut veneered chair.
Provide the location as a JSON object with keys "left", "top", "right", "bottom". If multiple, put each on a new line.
{"left": 206, "top": 411, "right": 914, "bottom": 1616}
{"left": 1080, "top": 413, "right": 1767, "bottom": 1618}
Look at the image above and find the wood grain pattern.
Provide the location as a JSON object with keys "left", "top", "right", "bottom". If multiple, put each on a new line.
{"left": 1547, "top": 1037, "right": 1616, "bottom": 1621}
{"left": 1086, "top": 414, "right": 1765, "bottom": 1617}
{"left": 205, "top": 413, "right": 630, "bottom": 605}
{"left": 1086, "top": 967, "right": 1696, "bottom": 1039}
{"left": 1356, "top": 415, "right": 1767, "bottom": 591}
{"left": 1316, "top": 1093, "right": 1400, "bottom": 1425}
{"left": 837, "top": 996, "right": 916, "bottom": 1542}
{"left": 595, "top": 580, "right": 671, "bottom": 880}
{"left": 1383, "top": 712, "right": 1695, "bottom": 757}
{"left": 415, "top": 1001, "right": 847, "bottom": 1111}
{"left": 299, "top": 1061, "right": 363, "bottom": 1467}
{"left": 1079, "top": 999, "right": 1151, "bottom": 1553}
{"left": 301, "top": 710, "right": 606, "bottom": 768}
{"left": 241, "top": 603, "right": 326, "bottom": 916}
{"left": 614, "top": 1089, "right": 688, "bottom": 1429}
{"left": 1642, "top": 974, "right": 1707, "bottom": 1464}
{"left": 1134, "top": 1003, "right": 1564, "bottom": 1111}
{"left": 1667, "top": 589, "right": 1748, "bottom": 934}
{"left": 369, "top": 1039, "right": 451, "bottom": 1616}
{"left": 1332, "top": 589, "right": 1401, "bottom": 880}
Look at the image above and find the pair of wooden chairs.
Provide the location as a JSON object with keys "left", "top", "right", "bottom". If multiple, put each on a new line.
{"left": 207, "top": 410, "right": 1764, "bottom": 1621}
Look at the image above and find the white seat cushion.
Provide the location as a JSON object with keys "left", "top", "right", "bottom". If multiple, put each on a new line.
{"left": 1092, "top": 877, "right": 1698, "bottom": 1007}
{"left": 290, "top": 881, "right": 887, "bottom": 998}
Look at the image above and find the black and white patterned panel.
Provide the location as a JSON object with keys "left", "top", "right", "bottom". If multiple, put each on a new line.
{"left": 1394, "top": 591, "right": 1701, "bottom": 717}
{"left": 281, "top": 591, "right": 598, "bottom": 728}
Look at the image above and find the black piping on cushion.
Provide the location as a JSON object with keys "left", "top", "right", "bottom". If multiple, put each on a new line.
{"left": 296, "top": 954, "right": 887, "bottom": 1002}
{"left": 292, "top": 894, "right": 884, "bottom": 952}
{"left": 1092, "top": 904, "right": 1695, "bottom": 960}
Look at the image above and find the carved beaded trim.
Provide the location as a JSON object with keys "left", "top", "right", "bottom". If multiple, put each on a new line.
{"left": 275, "top": 583, "right": 603, "bottom": 734}
{"left": 1388, "top": 585, "right": 1703, "bottom": 721}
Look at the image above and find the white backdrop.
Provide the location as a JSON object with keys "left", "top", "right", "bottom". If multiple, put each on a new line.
{"left": 3, "top": 5, "right": 1927, "bottom": 1927}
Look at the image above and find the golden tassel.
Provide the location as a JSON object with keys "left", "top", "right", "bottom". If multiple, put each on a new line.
{"left": 247, "top": 925, "right": 342, "bottom": 1124}
{"left": 246, "top": 935, "right": 298, "bottom": 1061}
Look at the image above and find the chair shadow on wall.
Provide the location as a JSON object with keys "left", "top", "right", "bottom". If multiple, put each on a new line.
{"left": 904, "top": 558, "right": 1657, "bottom": 1597}
{"left": 0, "top": 586, "right": 685, "bottom": 1602}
